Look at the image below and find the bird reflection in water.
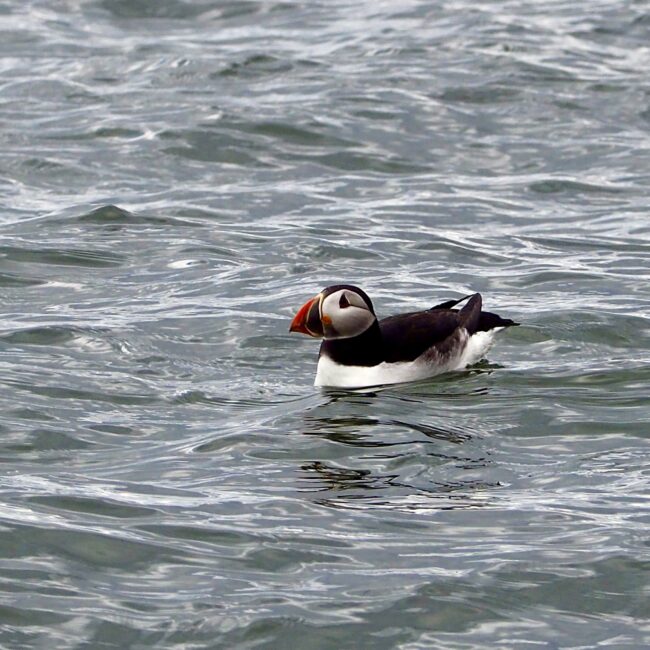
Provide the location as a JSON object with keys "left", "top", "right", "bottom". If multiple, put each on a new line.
{"left": 297, "top": 388, "right": 500, "bottom": 511}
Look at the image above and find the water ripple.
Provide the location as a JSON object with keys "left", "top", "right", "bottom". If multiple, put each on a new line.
{"left": 1, "top": 0, "right": 650, "bottom": 648}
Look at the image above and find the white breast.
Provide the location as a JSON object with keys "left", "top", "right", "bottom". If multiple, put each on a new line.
{"left": 314, "top": 328, "right": 502, "bottom": 388}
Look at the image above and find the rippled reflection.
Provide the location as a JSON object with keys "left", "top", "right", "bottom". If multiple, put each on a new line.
{"left": 294, "top": 391, "right": 498, "bottom": 511}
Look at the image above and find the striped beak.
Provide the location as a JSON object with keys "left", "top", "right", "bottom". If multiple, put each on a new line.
{"left": 289, "top": 294, "right": 324, "bottom": 337}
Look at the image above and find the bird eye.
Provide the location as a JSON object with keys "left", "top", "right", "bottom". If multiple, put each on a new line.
{"left": 339, "top": 292, "right": 350, "bottom": 309}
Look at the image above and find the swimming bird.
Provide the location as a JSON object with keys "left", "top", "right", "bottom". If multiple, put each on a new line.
{"left": 289, "top": 284, "right": 518, "bottom": 388}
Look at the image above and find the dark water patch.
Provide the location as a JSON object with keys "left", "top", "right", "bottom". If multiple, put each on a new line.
{"left": 174, "top": 244, "right": 237, "bottom": 259}
{"left": 0, "top": 246, "right": 125, "bottom": 268}
{"left": 5, "top": 408, "right": 55, "bottom": 422}
{"left": 553, "top": 97, "right": 587, "bottom": 111}
{"left": 3, "top": 378, "right": 161, "bottom": 407}
{"left": 1, "top": 570, "right": 78, "bottom": 598}
{"left": 409, "top": 236, "right": 514, "bottom": 264}
{"left": 307, "top": 243, "right": 383, "bottom": 261}
{"left": 29, "top": 496, "right": 156, "bottom": 519}
{"left": 439, "top": 84, "right": 521, "bottom": 104}
{"left": 510, "top": 269, "right": 612, "bottom": 288}
{"left": 78, "top": 204, "right": 134, "bottom": 223}
{"left": 528, "top": 178, "right": 624, "bottom": 195}
{"left": 516, "top": 59, "right": 588, "bottom": 84}
{"left": 192, "top": 431, "right": 273, "bottom": 454}
{"left": 0, "top": 272, "right": 46, "bottom": 287}
{"left": 171, "top": 207, "right": 238, "bottom": 223}
{"left": 352, "top": 107, "right": 402, "bottom": 120}
{"left": 163, "top": 130, "right": 274, "bottom": 167}
{"left": 99, "top": 0, "right": 210, "bottom": 20}
{"left": 250, "top": 121, "right": 355, "bottom": 148}
{"left": 588, "top": 82, "right": 627, "bottom": 94}
{"left": 532, "top": 310, "right": 650, "bottom": 349}
{"left": 562, "top": 365, "right": 650, "bottom": 390}
{"left": 523, "top": 234, "right": 650, "bottom": 255}
{"left": 76, "top": 204, "right": 202, "bottom": 229}
{"left": 0, "top": 604, "right": 68, "bottom": 628}
{"left": 0, "top": 326, "right": 132, "bottom": 358}
{"left": 0, "top": 524, "right": 179, "bottom": 569}
{"left": 241, "top": 334, "right": 293, "bottom": 350}
{"left": 138, "top": 524, "right": 271, "bottom": 547}
{"left": 506, "top": 324, "right": 556, "bottom": 345}
{"left": 19, "top": 158, "right": 72, "bottom": 174}
{"left": 487, "top": 556, "right": 650, "bottom": 618}
{"left": 208, "top": 0, "right": 264, "bottom": 21}
{"left": 0, "top": 326, "right": 78, "bottom": 346}
{"left": 503, "top": 364, "right": 650, "bottom": 393}
{"left": 77, "top": 623, "right": 165, "bottom": 650}
{"left": 88, "top": 423, "right": 135, "bottom": 436}
{"left": 215, "top": 53, "right": 311, "bottom": 79}
{"left": 171, "top": 390, "right": 231, "bottom": 406}
{"left": 170, "top": 390, "right": 284, "bottom": 409}
{"left": 237, "top": 545, "right": 343, "bottom": 572}
{"left": 301, "top": 151, "right": 429, "bottom": 174}
{"left": 68, "top": 125, "right": 144, "bottom": 140}
{"left": 0, "top": 428, "right": 91, "bottom": 455}
{"left": 0, "top": 78, "right": 99, "bottom": 104}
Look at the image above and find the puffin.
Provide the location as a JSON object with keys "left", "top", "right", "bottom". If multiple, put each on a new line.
{"left": 289, "top": 284, "right": 518, "bottom": 388}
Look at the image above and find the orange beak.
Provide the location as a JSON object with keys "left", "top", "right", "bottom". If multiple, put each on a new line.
{"left": 289, "top": 294, "right": 322, "bottom": 337}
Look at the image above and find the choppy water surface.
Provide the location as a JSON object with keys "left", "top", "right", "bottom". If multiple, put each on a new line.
{"left": 1, "top": 1, "right": 650, "bottom": 648}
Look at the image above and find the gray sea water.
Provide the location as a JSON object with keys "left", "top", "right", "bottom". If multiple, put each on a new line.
{"left": 1, "top": 1, "right": 650, "bottom": 648}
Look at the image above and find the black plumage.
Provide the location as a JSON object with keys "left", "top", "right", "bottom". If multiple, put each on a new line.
{"left": 320, "top": 292, "right": 518, "bottom": 367}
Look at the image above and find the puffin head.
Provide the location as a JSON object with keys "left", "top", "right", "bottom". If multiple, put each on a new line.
{"left": 289, "top": 284, "right": 376, "bottom": 340}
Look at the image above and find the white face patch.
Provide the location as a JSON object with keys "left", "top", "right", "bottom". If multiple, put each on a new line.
{"left": 320, "top": 289, "right": 376, "bottom": 340}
